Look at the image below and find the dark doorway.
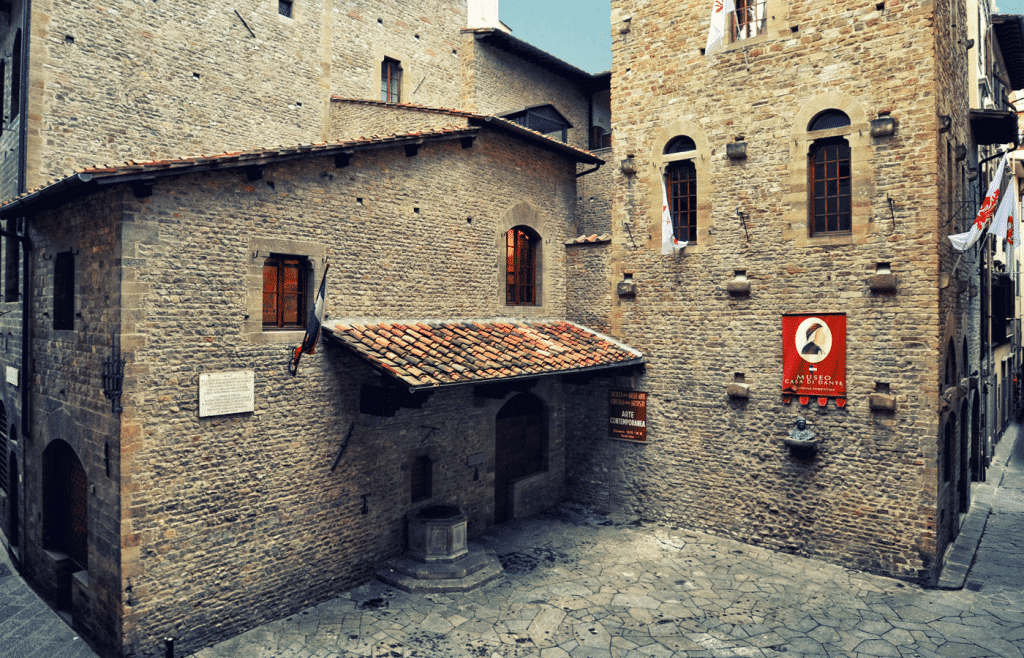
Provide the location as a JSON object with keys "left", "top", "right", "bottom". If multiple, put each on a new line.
{"left": 8, "top": 454, "right": 17, "bottom": 547}
{"left": 494, "top": 394, "right": 547, "bottom": 524}
{"left": 959, "top": 400, "right": 969, "bottom": 510}
{"left": 972, "top": 394, "right": 982, "bottom": 481}
{"left": 42, "top": 440, "right": 88, "bottom": 570}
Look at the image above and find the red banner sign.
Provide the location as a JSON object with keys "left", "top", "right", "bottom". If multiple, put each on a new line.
{"left": 782, "top": 314, "right": 846, "bottom": 402}
{"left": 609, "top": 389, "right": 647, "bottom": 442}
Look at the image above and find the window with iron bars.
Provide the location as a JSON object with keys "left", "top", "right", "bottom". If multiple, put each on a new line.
{"left": 731, "top": 0, "right": 767, "bottom": 41}
{"left": 666, "top": 162, "right": 698, "bottom": 244}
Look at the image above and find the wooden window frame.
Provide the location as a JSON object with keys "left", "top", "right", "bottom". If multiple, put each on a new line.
{"left": 262, "top": 255, "right": 309, "bottom": 330}
{"left": 506, "top": 227, "right": 537, "bottom": 306}
{"left": 808, "top": 137, "right": 852, "bottom": 236}
{"left": 666, "top": 161, "right": 698, "bottom": 244}
{"left": 381, "top": 58, "right": 401, "bottom": 104}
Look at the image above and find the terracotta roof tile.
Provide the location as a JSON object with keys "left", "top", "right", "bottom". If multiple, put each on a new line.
{"left": 323, "top": 319, "right": 644, "bottom": 390}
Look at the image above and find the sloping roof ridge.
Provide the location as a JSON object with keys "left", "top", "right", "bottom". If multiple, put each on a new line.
{"left": 329, "top": 317, "right": 642, "bottom": 356}
{"left": 331, "top": 97, "right": 477, "bottom": 118}
{"left": 1, "top": 127, "right": 480, "bottom": 209}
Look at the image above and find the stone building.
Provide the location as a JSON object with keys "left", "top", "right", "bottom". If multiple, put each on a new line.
{"left": 561, "top": 0, "right": 1023, "bottom": 585}
{"left": 2, "top": 0, "right": 1024, "bottom": 657}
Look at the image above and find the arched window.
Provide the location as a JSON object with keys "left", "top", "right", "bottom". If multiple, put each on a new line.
{"left": 506, "top": 227, "right": 538, "bottom": 306}
{"left": 809, "top": 135, "right": 852, "bottom": 235}
{"left": 663, "top": 136, "right": 698, "bottom": 244}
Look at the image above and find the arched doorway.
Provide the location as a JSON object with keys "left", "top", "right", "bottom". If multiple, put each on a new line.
{"left": 494, "top": 394, "right": 548, "bottom": 524}
{"left": 959, "top": 400, "right": 969, "bottom": 510}
{"left": 42, "top": 440, "right": 88, "bottom": 570}
{"left": 971, "top": 393, "right": 982, "bottom": 481}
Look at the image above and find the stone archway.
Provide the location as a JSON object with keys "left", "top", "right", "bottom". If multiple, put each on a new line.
{"left": 494, "top": 393, "right": 548, "bottom": 524}
{"left": 42, "top": 440, "right": 88, "bottom": 570}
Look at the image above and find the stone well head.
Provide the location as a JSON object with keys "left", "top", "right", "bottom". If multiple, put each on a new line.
{"left": 406, "top": 504, "right": 469, "bottom": 564}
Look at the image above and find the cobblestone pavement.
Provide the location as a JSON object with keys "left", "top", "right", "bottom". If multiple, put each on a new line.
{"left": 192, "top": 431, "right": 1024, "bottom": 658}
{"left": 3, "top": 428, "right": 1023, "bottom": 658}
{"left": 0, "top": 546, "right": 100, "bottom": 658}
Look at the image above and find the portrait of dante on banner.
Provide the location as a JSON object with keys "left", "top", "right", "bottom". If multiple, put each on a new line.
{"left": 782, "top": 313, "right": 846, "bottom": 400}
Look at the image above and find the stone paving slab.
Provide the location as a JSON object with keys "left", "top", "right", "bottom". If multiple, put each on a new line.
{"left": 0, "top": 546, "right": 100, "bottom": 658}
{"left": 190, "top": 501, "right": 1024, "bottom": 658}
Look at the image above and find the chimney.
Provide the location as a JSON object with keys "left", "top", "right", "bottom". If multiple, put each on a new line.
{"left": 467, "top": 0, "right": 501, "bottom": 30}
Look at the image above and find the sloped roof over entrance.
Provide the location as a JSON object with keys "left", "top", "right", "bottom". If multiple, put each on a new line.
{"left": 323, "top": 319, "right": 643, "bottom": 391}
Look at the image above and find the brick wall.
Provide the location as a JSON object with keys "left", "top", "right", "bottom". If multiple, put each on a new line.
{"left": 26, "top": 188, "right": 125, "bottom": 652}
{"left": 5, "top": 0, "right": 470, "bottom": 197}
{"left": 462, "top": 33, "right": 592, "bottom": 151}
{"left": 25, "top": 131, "right": 580, "bottom": 656}
{"left": 576, "top": 0, "right": 970, "bottom": 582}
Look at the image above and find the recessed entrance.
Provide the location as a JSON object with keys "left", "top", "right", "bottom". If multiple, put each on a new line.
{"left": 494, "top": 393, "right": 547, "bottom": 524}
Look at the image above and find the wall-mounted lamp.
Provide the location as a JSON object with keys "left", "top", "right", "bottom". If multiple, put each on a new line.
{"left": 967, "top": 167, "right": 979, "bottom": 181}
{"left": 955, "top": 144, "right": 968, "bottom": 162}
{"left": 620, "top": 155, "right": 637, "bottom": 176}
{"left": 870, "top": 115, "right": 896, "bottom": 138}
{"left": 938, "top": 114, "right": 952, "bottom": 133}
{"left": 103, "top": 335, "right": 125, "bottom": 415}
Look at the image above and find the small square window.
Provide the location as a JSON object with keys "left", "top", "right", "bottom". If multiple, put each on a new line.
{"left": 278, "top": 0, "right": 293, "bottom": 18}
{"left": 263, "top": 255, "right": 309, "bottom": 330}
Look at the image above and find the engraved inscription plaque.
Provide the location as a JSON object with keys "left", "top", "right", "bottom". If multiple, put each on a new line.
{"left": 199, "top": 370, "right": 255, "bottom": 417}
{"left": 5, "top": 366, "right": 18, "bottom": 387}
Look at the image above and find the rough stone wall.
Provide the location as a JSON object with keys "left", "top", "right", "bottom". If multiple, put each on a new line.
{"left": 565, "top": 243, "right": 612, "bottom": 335}
{"left": 0, "top": 1, "right": 27, "bottom": 200}
{"left": 329, "top": 99, "right": 471, "bottom": 140}
{"left": 330, "top": 0, "right": 467, "bottom": 110}
{"left": 7, "top": 0, "right": 469, "bottom": 198}
{"left": 933, "top": 0, "right": 972, "bottom": 561}
{"left": 109, "top": 133, "right": 576, "bottom": 656}
{"left": 575, "top": 149, "right": 614, "bottom": 236}
{"left": 462, "top": 34, "right": 592, "bottom": 151}
{"left": 583, "top": 0, "right": 954, "bottom": 581}
{"left": 24, "top": 188, "right": 124, "bottom": 652}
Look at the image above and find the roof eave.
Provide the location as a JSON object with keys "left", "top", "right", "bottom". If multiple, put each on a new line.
{"left": 467, "top": 116, "right": 602, "bottom": 164}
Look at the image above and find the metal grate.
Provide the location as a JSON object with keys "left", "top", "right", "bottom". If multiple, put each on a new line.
{"left": 966, "top": 581, "right": 984, "bottom": 591}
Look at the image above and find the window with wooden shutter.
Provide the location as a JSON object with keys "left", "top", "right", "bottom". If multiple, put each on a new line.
{"left": 381, "top": 58, "right": 401, "bottom": 104}
{"left": 263, "top": 255, "right": 309, "bottom": 330}
{"left": 506, "top": 227, "right": 537, "bottom": 306}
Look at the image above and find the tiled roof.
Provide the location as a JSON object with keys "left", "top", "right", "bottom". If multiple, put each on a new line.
{"left": 566, "top": 233, "right": 612, "bottom": 245}
{"left": 323, "top": 319, "right": 643, "bottom": 390}
{"left": 330, "top": 98, "right": 603, "bottom": 164}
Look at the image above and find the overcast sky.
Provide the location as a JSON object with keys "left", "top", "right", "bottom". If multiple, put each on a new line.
{"left": 500, "top": 0, "right": 613, "bottom": 74}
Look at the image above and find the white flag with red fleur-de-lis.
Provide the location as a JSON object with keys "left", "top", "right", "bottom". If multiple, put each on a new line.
{"left": 707, "top": 0, "right": 736, "bottom": 51}
{"left": 991, "top": 180, "right": 1020, "bottom": 249}
{"left": 949, "top": 154, "right": 1009, "bottom": 251}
